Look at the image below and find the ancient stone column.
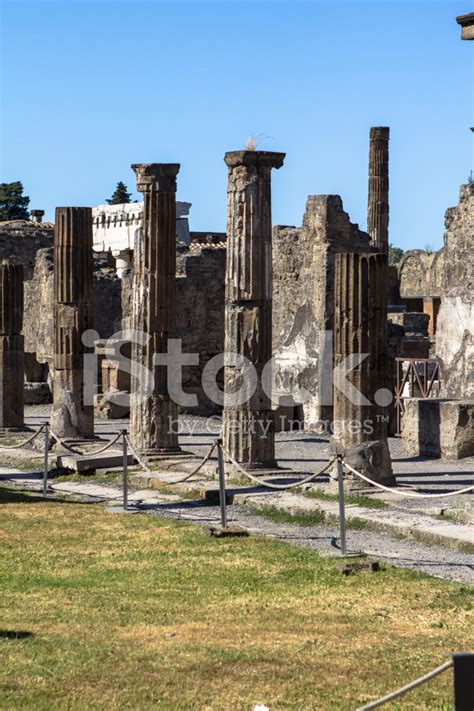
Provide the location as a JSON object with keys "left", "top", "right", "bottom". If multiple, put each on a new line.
{"left": 130, "top": 163, "right": 180, "bottom": 453}
{"left": 0, "top": 261, "right": 24, "bottom": 428}
{"left": 51, "top": 207, "right": 94, "bottom": 438}
{"left": 222, "top": 150, "right": 285, "bottom": 466}
{"left": 332, "top": 252, "right": 395, "bottom": 485}
{"left": 367, "top": 127, "right": 389, "bottom": 255}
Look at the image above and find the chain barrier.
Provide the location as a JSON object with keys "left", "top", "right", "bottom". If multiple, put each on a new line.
{"left": 0, "top": 425, "right": 45, "bottom": 450}
{"left": 47, "top": 429, "right": 123, "bottom": 457}
{"left": 342, "top": 461, "right": 474, "bottom": 498}
{"left": 221, "top": 445, "right": 335, "bottom": 490}
{"left": 357, "top": 659, "right": 453, "bottom": 710}
{"left": 125, "top": 435, "right": 217, "bottom": 485}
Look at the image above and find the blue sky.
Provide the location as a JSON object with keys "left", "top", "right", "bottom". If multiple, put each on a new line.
{"left": 1, "top": 0, "right": 472, "bottom": 250}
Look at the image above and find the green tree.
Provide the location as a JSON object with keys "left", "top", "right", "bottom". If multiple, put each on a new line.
{"left": 106, "top": 181, "right": 133, "bottom": 205}
{"left": 389, "top": 243, "right": 404, "bottom": 264}
{"left": 0, "top": 181, "right": 30, "bottom": 221}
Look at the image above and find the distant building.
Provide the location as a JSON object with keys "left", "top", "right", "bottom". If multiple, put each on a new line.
{"left": 92, "top": 201, "right": 192, "bottom": 277}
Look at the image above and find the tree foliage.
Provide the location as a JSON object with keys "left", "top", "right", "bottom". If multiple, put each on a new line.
{"left": 106, "top": 182, "right": 133, "bottom": 205}
{"left": 389, "top": 243, "right": 404, "bottom": 264}
{"left": 0, "top": 181, "right": 30, "bottom": 221}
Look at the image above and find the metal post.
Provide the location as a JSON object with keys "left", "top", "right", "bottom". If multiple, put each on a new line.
{"left": 453, "top": 653, "right": 474, "bottom": 710}
{"left": 216, "top": 439, "right": 227, "bottom": 529}
{"left": 122, "top": 430, "right": 128, "bottom": 512}
{"left": 43, "top": 424, "right": 49, "bottom": 497}
{"left": 337, "top": 455, "right": 347, "bottom": 555}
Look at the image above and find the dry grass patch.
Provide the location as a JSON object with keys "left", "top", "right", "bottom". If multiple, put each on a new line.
{"left": 0, "top": 488, "right": 472, "bottom": 710}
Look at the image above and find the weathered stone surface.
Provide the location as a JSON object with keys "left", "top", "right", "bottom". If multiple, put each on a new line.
{"left": 388, "top": 311, "right": 429, "bottom": 335}
{"left": 403, "top": 398, "right": 474, "bottom": 459}
{"left": 51, "top": 207, "right": 94, "bottom": 438}
{"left": 439, "top": 400, "right": 474, "bottom": 459}
{"left": 456, "top": 12, "right": 474, "bottom": 40}
{"left": 367, "top": 127, "right": 389, "bottom": 254}
{"left": 272, "top": 195, "right": 374, "bottom": 427}
{"left": 398, "top": 249, "right": 445, "bottom": 299}
{"left": 223, "top": 150, "right": 285, "bottom": 466}
{"left": 0, "top": 262, "right": 24, "bottom": 428}
{"left": 332, "top": 252, "right": 394, "bottom": 485}
{"left": 130, "top": 163, "right": 181, "bottom": 452}
{"left": 24, "top": 382, "right": 51, "bottom": 405}
{"left": 436, "top": 184, "right": 474, "bottom": 398}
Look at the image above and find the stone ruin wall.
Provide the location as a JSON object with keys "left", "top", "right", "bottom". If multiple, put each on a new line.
{"left": 435, "top": 183, "right": 473, "bottom": 398}
{"left": 272, "top": 195, "right": 374, "bottom": 427}
{"left": 0, "top": 224, "right": 122, "bottom": 378}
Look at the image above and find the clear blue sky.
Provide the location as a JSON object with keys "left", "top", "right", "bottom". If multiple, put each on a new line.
{"left": 1, "top": 0, "right": 472, "bottom": 250}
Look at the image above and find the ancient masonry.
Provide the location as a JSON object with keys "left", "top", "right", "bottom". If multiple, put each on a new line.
{"left": 332, "top": 252, "right": 395, "bottom": 485}
{"left": 51, "top": 208, "right": 94, "bottom": 438}
{"left": 0, "top": 261, "right": 24, "bottom": 428}
{"left": 130, "top": 163, "right": 181, "bottom": 452}
{"left": 222, "top": 150, "right": 285, "bottom": 466}
{"left": 367, "top": 127, "right": 389, "bottom": 254}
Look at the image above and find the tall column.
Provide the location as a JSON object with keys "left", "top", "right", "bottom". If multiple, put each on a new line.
{"left": 333, "top": 252, "right": 395, "bottom": 485}
{"left": 367, "top": 127, "right": 389, "bottom": 255}
{"left": 0, "top": 261, "right": 24, "bottom": 428}
{"left": 130, "top": 163, "right": 180, "bottom": 453}
{"left": 51, "top": 207, "right": 94, "bottom": 438}
{"left": 222, "top": 150, "right": 285, "bottom": 467}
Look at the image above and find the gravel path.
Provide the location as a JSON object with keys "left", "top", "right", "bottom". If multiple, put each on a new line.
{"left": 145, "top": 497, "right": 474, "bottom": 584}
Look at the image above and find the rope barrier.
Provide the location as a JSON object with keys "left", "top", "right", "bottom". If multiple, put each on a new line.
{"left": 343, "top": 462, "right": 474, "bottom": 498}
{"left": 0, "top": 425, "right": 45, "bottom": 450}
{"left": 357, "top": 659, "right": 453, "bottom": 710}
{"left": 48, "top": 429, "right": 123, "bottom": 457}
{"left": 125, "top": 436, "right": 217, "bottom": 485}
{"left": 221, "top": 446, "right": 335, "bottom": 489}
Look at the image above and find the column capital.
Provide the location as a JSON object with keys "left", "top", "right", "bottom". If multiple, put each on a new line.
{"left": 370, "top": 126, "right": 390, "bottom": 140}
{"left": 131, "top": 163, "right": 180, "bottom": 193}
{"left": 224, "top": 150, "right": 285, "bottom": 170}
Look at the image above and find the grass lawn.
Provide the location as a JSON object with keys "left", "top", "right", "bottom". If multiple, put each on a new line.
{"left": 0, "top": 489, "right": 472, "bottom": 710}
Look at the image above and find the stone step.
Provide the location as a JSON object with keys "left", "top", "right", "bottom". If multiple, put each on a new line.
{"left": 56, "top": 452, "right": 135, "bottom": 472}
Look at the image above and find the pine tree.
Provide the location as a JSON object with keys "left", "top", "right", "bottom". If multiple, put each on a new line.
{"left": 389, "top": 244, "right": 404, "bottom": 264}
{"left": 106, "top": 182, "right": 133, "bottom": 205}
{"left": 0, "top": 181, "right": 30, "bottom": 221}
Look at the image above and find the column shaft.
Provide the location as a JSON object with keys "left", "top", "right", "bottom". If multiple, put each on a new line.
{"left": 130, "top": 163, "right": 180, "bottom": 452}
{"left": 0, "top": 261, "right": 24, "bottom": 428}
{"left": 51, "top": 207, "right": 94, "bottom": 438}
{"left": 333, "top": 252, "right": 394, "bottom": 484}
{"left": 222, "top": 150, "right": 285, "bottom": 466}
{"left": 367, "top": 127, "right": 389, "bottom": 255}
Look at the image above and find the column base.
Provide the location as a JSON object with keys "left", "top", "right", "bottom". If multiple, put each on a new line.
{"left": 330, "top": 439, "right": 395, "bottom": 492}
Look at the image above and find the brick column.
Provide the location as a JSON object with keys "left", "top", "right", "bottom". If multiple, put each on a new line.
{"left": 51, "top": 207, "right": 94, "bottom": 438}
{"left": 333, "top": 252, "right": 395, "bottom": 485}
{"left": 130, "top": 163, "right": 180, "bottom": 452}
{"left": 367, "top": 127, "right": 389, "bottom": 255}
{"left": 222, "top": 150, "right": 285, "bottom": 466}
{"left": 0, "top": 261, "right": 24, "bottom": 428}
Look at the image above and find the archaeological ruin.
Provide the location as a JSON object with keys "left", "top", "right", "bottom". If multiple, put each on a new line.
{"left": 0, "top": 118, "right": 472, "bottom": 470}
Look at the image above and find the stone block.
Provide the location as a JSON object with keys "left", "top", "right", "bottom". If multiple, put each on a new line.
{"left": 403, "top": 398, "right": 474, "bottom": 460}
{"left": 439, "top": 400, "right": 474, "bottom": 459}
{"left": 388, "top": 312, "right": 429, "bottom": 335}
{"left": 24, "top": 382, "right": 51, "bottom": 405}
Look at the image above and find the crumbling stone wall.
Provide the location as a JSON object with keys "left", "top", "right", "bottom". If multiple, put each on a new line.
{"left": 272, "top": 195, "right": 374, "bottom": 427}
{"left": 398, "top": 249, "right": 445, "bottom": 299}
{"left": 436, "top": 183, "right": 474, "bottom": 398}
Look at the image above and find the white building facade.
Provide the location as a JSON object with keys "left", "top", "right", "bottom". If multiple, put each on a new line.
{"left": 92, "top": 201, "right": 192, "bottom": 277}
